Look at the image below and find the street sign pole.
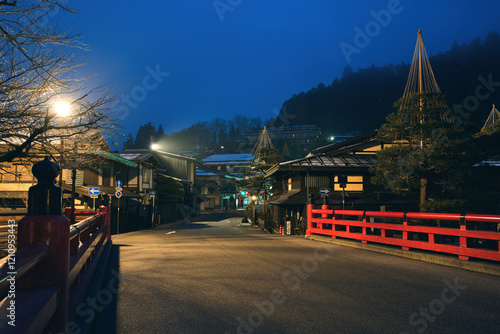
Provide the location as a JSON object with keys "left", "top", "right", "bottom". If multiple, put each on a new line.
{"left": 117, "top": 198, "right": 120, "bottom": 234}
{"left": 148, "top": 190, "right": 156, "bottom": 227}
{"left": 319, "top": 188, "right": 331, "bottom": 206}
{"left": 152, "top": 195, "right": 155, "bottom": 227}
{"left": 88, "top": 187, "right": 100, "bottom": 212}
{"left": 115, "top": 189, "right": 122, "bottom": 234}
{"left": 338, "top": 175, "right": 347, "bottom": 210}
{"left": 88, "top": 187, "right": 100, "bottom": 211}
{"left": 342, "top": 187, "right": 345, "bottom": 210}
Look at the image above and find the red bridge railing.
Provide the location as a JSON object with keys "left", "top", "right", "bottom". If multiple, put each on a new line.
{"left": 0, "top": 206, "right": 111, "bottom": 333}
{"left": 0, "top": 157, "right": 112, "bottom": 333}
{"left": 306, "top": 204, "right": 500, "bottom": 262}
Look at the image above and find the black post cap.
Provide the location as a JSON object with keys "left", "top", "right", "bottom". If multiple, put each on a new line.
{"left": 27, "top": 157, "right": 63, "bottom": 215}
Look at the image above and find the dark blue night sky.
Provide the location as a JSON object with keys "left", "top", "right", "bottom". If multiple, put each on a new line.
{"left": 67, "top": 0, "right": 500, "bottom": 140}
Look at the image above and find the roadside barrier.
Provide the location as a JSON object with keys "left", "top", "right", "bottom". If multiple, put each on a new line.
{"left": 307, "top": 204, "right": 500, "bottom": 262}
{"left": 0, "top": 157, "right": 111, "bottom": 333}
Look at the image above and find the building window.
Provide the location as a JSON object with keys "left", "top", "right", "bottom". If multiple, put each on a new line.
{"left": 334, "top": 175, "right": 364, "bottom": 192}
{"left": 288, "top": 178, "right": 292, "bottom": 191}
{"left": 143, "top": 168, "right": 150, "bottom": 184}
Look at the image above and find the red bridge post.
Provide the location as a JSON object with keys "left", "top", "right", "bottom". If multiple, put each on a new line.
{"left": 100, "top": 205, "right": 112, "bottom": 241}
{"left": 306, "top": 204, "right": 314, "bottom": 235}
{"left": 321, "top": 204, "right": 329, "bottom": 218}
{"left": 17, "top": 157, "right": 70, "bottom": 332}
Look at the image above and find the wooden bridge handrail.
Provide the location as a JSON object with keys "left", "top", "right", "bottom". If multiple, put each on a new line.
{"left": 0, "top": 242, "right": 49, "bottom": 295}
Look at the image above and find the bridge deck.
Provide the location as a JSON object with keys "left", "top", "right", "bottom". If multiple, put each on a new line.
{"left": 89, "top": 212, "right": 500, "bottom": 334}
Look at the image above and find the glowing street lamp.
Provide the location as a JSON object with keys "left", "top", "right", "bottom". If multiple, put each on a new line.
{"left": 52, "top": 100, "right": 77, "bottom": 224}
{"left": 54, "top": 101, "right": 71, "bottom": 118}
{"left": 151, "top": 143, "right": 160, "bottom": 151}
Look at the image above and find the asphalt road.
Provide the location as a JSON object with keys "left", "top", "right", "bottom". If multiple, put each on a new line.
{"left": 89, "top": 212, "right": 500, "bottom": 334}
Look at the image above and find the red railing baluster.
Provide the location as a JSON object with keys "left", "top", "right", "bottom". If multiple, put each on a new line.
{"left": 306, "top": 204, "right": 313, "bottom": 236}
{"left": 459, "top": 218, "right": 470, "bottom": 261}
{"left": 321, "top": 204, "right": 328, "bottom": 218}
{"left": 362, "top": 213, "right": 368, "bottom": 244}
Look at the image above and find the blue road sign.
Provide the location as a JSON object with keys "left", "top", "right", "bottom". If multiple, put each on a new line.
{"left": 115, "top": 190, "right": 122, "bottom": 199}
{"left": 149, "top": 190, "right": 156, "bottom": 196}
{"left": 89, "top": 187, "right": 100, "bottom": 195}
{"left": 116, "top": 180, "right": 123, "bottom": 188}
{"left": 319, "top": 188, "right": 331, "bottom": 196}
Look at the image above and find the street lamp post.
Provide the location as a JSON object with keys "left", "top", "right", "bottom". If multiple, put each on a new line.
{"left": 54, "top": 101, "right": 70, "bottom": 187}
{"left": 54, "top": 101, "right": 72, "bottom": 221}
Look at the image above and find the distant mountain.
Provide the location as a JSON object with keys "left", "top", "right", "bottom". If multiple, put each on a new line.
{"left": 271, "top": 31, "right": 500, "bottom": 136}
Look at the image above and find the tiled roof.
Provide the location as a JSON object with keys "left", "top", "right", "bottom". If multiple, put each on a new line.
{"left": 196, "top": 170, "right": 219, "bottom": 176}
{"left": 117, "top": 152, "right": 152, "bottom": 162}
{"left": 280, "top": 154, "right": 375, "bottom": 168}
{"left": 202, "top": 154, "right": 253, "bottom": 164}
{"left": 95, "top": 149, "right": 137, "bottom": 167}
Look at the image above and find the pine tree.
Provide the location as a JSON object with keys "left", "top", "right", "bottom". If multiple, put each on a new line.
{"left": 134, "top": 122, "right": 156, "bottom": 149}
{"left": 123, "top": 133, "right": 135, "bottom": 149}
{"left": 371, "top": 92, "right": 473, "bottom": 212}
{"left": 155, "top": 174, "right": 185, "bottom": 202}
{"left": 156, "top": 125, "right": 165, "bottom": 140}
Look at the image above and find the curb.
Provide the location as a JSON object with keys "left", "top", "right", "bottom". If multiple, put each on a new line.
{"left": 74, "top": 240, "right": 113, "bottom": 334}
{"left": 305, "top": 234, "right": 500, "bottom": 277}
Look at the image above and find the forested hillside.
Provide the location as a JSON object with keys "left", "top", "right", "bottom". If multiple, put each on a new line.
{"left": 272, "top": 31, "right": 500, "bottom": 135}
{"left": 126, "top": 31, "right": 500, "bottom": 152}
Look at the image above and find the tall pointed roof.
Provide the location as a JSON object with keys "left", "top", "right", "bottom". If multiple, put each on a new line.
{"left": 255, "top": 126, "right": 275, "bottom": 151}
{"left": 483, "top": 104, "right": 500, "bottom": 129}
{"left": 236, "top": 126, "right": 282, "bottom": 181}
{"left": 245, "top": 126, "right": 282, "bottom": 167}
{"left": 402, "top": 28, "right": 441, "bottom": 100}
{"left": 394, "top": 29, "right": 450, "bottom": 146}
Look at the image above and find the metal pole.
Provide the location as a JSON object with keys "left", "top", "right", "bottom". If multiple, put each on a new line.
{"left": 342, "top": 187, "right": 345, "bottom": 210}
{"left": 117, "top": 198, "right": 120, "bottom": 234}
{"left": 253, "top": 200, "right": 256, "bottom": 224}
{"left": 70, "top": 168, "right": 76, "bottom": 225}
{"left": 306, "top": 171, "right": 310, "bottom": 204}
{"left": 59, "top": 119, "right": 65, "bottom": 187}
{"left": 152, "top": 196, "right": 155, "bottom": 227}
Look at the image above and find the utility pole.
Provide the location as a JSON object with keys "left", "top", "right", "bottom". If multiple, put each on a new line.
{"left": 70, "top": 168, "right": 76, "bottom": 225}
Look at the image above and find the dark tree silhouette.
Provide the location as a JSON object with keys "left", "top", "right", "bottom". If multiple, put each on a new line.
{"left": 123, "top": 133, "right": 134, "bottom": 149}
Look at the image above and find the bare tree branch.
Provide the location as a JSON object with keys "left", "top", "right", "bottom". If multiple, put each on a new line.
{"left": 0, "top": 1, "right": 119, "bottom": 164}
{"left": 0, "top": 1, "right": 17, "bottom": 7}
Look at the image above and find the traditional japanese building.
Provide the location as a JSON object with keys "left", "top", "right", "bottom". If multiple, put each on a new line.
{"left": 240, "top": 125, "right": 322, "bottom": 159}
{"left": 265, "top": 131, "right": 419, "bottom": 234}
{"left": 197, "top": 153, "right": 253, "bottom": 210}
